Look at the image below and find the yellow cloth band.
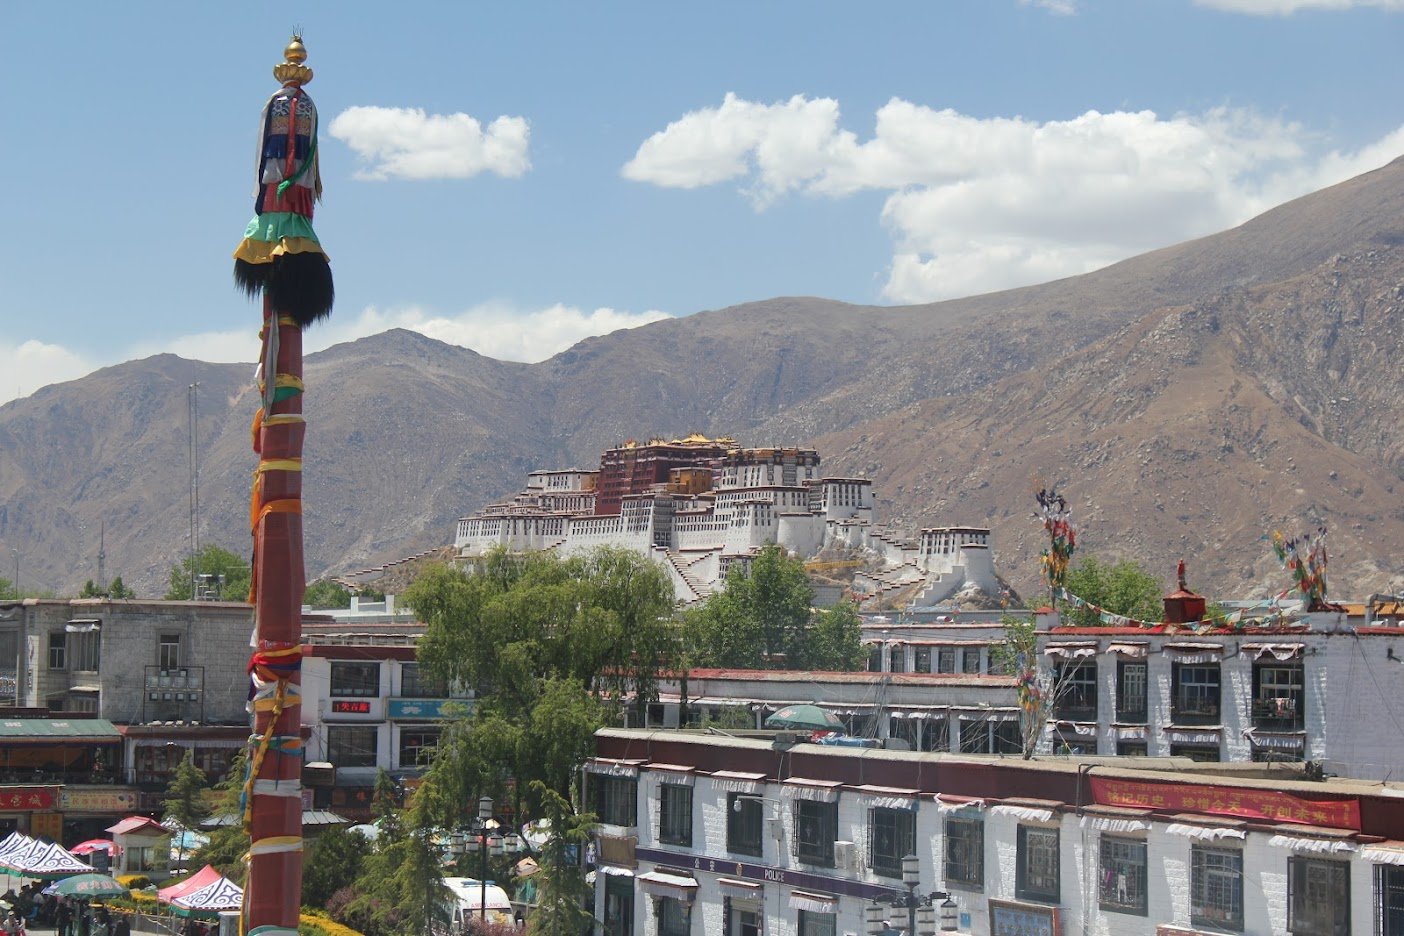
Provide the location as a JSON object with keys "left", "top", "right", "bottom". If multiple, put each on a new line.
{"left": 232, "top": 236, "right": 330, "bottom": 265}
{"left": 255, "top": 459, "right": 303, "bottom": 473}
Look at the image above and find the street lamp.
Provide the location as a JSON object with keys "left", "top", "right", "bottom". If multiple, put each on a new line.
{"left": 865, "top": 855, "right": 959, "bottom": 935}
{"left": 459, "top": 795, "right": 523, "bottom": 927}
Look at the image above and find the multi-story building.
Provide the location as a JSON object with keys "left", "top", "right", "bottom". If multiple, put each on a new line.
{"left": 590, "top": 727, "right": 1404, "bottom": 936}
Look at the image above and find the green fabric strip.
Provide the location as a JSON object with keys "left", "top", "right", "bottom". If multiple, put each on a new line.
{"left": 242, "top": 212, "right": 321, "bottom": 244}
{"left": 273, "top": 386, "right": 304, "bottom": 403}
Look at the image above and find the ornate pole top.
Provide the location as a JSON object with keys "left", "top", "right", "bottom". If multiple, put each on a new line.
{"left": 273, "top": 34, "right": 313, "bottom": 86}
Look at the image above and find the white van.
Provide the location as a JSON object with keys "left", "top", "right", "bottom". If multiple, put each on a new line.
{"left": 443, "top": 877, "right": 514, "bottom": 931}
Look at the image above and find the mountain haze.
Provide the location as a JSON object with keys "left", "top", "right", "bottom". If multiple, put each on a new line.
{"left": 5, "top": 156, "right": 1404, "bottom": 600}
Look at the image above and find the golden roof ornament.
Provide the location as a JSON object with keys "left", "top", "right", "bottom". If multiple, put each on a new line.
{"left": 273, "top": 34, "right": 313, "bottom": 86}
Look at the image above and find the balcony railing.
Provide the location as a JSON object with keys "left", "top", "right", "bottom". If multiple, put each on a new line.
{"left": 1171, "top": 697, "right": 1221, "bottom": 725}
{"left": 1115, "top": 700, "right": 1148, "bottom": 723}
{"left": 1252, "top": 698, "right": 1303, "bottom": 732}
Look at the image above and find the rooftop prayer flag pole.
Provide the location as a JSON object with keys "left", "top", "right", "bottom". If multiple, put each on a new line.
{"left": 232, "top": 34, "right": 333, "bottom": 936}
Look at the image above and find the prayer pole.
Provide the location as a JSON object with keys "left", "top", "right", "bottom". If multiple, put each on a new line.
{"left": 232, "top": 35, "right": 334, "bottom": 936}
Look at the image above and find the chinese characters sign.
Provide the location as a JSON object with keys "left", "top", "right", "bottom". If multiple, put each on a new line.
{"left": 1090, "top": 777, "right": 1359, "bottom": 829}
{"left": 0, "top": 788, "right": 56, "bottom": 811}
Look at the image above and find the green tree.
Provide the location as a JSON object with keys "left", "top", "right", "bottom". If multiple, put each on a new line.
{"left": 304, "top": 578, "right": 352, "bottom": 609}
{"left": 1061, "top": 555, "right": 1164, "bottom": 627}
{"left": 302, "top": 826, "right": 369, "bottom": 909}
{"left": 797, "top": 600, "right": 866, "bottom": 670}
{"left": 164, "top": 750, "right": 211, "bottom": 869}
{"left": 340, "top": 775, "right": 449, "bottom": 936}
{"left": 165, "top": 545, "right": 252, "bottom": 601}
{"left": 525, "top": 782, "right": 595, "bottom": 936}
{"left": 108, "top": 576, "right": 135, "bottom": 599}
{"left": 192, "top": 750, "right": 249, "bottom": 882}
{"left": 0, "top": 577, "right": 14, "bottom": 600}
{"left": 79, "top": 579, "right": 102, "bottom": 598}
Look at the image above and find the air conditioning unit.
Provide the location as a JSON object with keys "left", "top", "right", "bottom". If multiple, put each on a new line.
{"left": 834, "top": 840, "right": 857, "bottom": 870}
{"left": 766, "top": 817, "right": 785, "bottom": 841}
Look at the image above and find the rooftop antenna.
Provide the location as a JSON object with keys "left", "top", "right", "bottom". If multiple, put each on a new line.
{"left": 188, "top": 381, "right": 201, "bottom": 598}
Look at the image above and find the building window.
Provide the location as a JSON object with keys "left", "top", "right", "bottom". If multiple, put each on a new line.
{"left": 68, "top": 632, "right": 100, "bottom": 672}
{"left": 588, "top": 774, "right": 638, "bottom": 827}
{"left": 914, "top": 647, "right": 932, "bottom": 673}
{"left": 47, "top": 633, "right": 65, "bottom": 670}
{"left": 1116, "top": 661, "right": 1147, "bottom": 722}
{"left": 1016, "top": 826, "right": 1060, "bottom": 903}
{"left": 1099, "top": 836, "right": 1147, "bottom": 915}
{"left": 158, "top": 635, "right": 180, "bottom": 671}
{"left": 725, "top": 904, "right": 760, "bottom": 936}
{"left": 890, "top": 716, "right": 948, "bottom": 752}
{"left": 330, "top": 661, "right": 380, "bottom": 697}
{"left": 962, "top": 648, "right": 982, "bottom": 674}
{"left": 1172, "top": 663, "right": 1221, "bottom": 724}
{"left": 1116, "top": 741, "right": 1148, "bottom": 756}
{"left": 937, "top": 649, "right": 956, "bottom": 674}
{"left": 869, "top": 807, "right": 916, "bottom": 879}
{"left": 797, "top": 909, "right": 836, "bottom": 936}
{"left": 868, "top": 646, "right": 883, "bottom": 673}
{"left": 1288, "top": 857, "right": 1347, "bottom": 936}
{"left": 992, "top": 720, "right": 1022, "bottom": 754}
{"left": 728, "top": 793, "right": 763, "bottom": 857}
{"left": 793, "top": 799, "right": 837, "bottom": 867}
{"left": 1053, "top": 660, "right": 1097, "bottom": 720}
{"left": 1376, "top": 864, "right": 1404, "bottom": 935}
{"left": 659, "top": 784, "right": 693, "bottom": 846}
{"left": 326, "top": 725, "right": 378, "bottom": 768}
{"left": 889, "top": 646, "right": 905, "bottom": 674}
{"left": 1171, "top": 743, "right": 1222, "bottom": 762}
{"left": 399, "top": 663, "right": 447, "bottom": 699}
{"left": 67, "top": 692, "right": 98, "bottom": 714}
{"left": 944, "top": 816, "right": 983, "bottom": 890}
{"left": 656, "top": 896, "right": 690, "bottom": 936}
{"left": 958, "top": 718, "right": 1019, "bottom": 754}
{"left": 1191, "top": 846, "right": 1243, "bottom": 932}
{"left": 397, "top": 728, "right": 439, "bottom": 769}
{"left": 603, "top": 873, "right": 634, "bottom": 936}
{"left": 1254, "top": 661, "right": 1305, "bottom": 732}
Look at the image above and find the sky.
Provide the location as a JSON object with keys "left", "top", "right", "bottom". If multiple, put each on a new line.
{"left": 2, "top": 0, "right": 1403, "bottom": 405}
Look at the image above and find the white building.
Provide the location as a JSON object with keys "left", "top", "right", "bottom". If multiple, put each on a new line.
{"left": 590, "top": 727, "right": 1404, "bottom": 936}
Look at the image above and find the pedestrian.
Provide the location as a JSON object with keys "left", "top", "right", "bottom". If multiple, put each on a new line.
{"left": 2, "top": 909, "right": 23, "bottom": 936}
{"left": 76, "top": 901, "right": 90, "bottom": 936}
{"left": 55, "top": 898, "right": 72, "bottom": 936}
{"left": 111, "top": 913, "right": 129, "bottom": 936}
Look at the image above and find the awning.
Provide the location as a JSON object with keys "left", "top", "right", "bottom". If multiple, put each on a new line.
{"left": 645, "top": 764, "right": 695, "bottom": 786}
{"left": 65, "top": 619, "right": 101, "bottom": 633}
{"left": 0, "top": 718, "right": 122, "bottom": 743}
{"left": 788, "top": 890, "right": 838, "bottom": 914}
{"left": 1268, "top": 834, "right": 1355, "bottom": 854}
{"left": 1362, "top": 844, "right": 1404, "bottom": 866}
{"left": 1163, "top": 643, "right": 1224, "bottom": 665}
{"left": 852, "top": 785, "right": 919, "bottom": 811}
{"left": 709, "top": 771, "right": 766, "bottom": 794}
{"left": 1166, "top": 823, "right": 1245, "bottom": 841}
{"left": 1105, "top": 642, "right": 1149, "bottom": 658}
{"left": 584, "top": 758, "right": 643, "bottom": 779}
{"left": 934, "top": 794, "right": 985, "bottom": 813}
{"left": 1244, "top": 730, "right": 1305, "bottom": 751}
{"left": 1051, "top": 721, "right": 1096, "bottom": 737}
{"left": 636, "top": 871, "right": 697, "bottom": 903}
{"left": 1043, "top": 643, "right": 1097, "bottom": 658}
{"left": 1241, "top": 643, "right": 1305, "bottom": 661}
{"left": 782, "top": 779, "right": 842, "bottom": 803}
{"left": 717, "top": 877, "right": 763, "bottom": 897}
{"left": 598, "top": 866, "right": 634, "bottom": 877}
{"left": 888, "top": 707, "right": 948, "bottom": 719}
{"left": 1164, "top": 727, "right": 1222, "bottom": 745}
{"left": 1110, "top": 725, "right": 1148, "bottom": 741}
{"left": 992, "top": 803, "right": 1055, "bottom": 823}
{"left": 1080, "top": 815, "right": 1150, "bottom": 833}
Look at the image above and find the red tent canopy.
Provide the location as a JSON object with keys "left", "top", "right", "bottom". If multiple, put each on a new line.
{"left": 158, "top": 865, "right": 222, "bottom": 903}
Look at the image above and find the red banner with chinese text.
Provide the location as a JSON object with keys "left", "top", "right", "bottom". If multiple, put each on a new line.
{"left": 0, "top": 788, "right": 57, "bottom": 812}
{"left": 1090, "top": 777, "right": 1359, "bottom": 829}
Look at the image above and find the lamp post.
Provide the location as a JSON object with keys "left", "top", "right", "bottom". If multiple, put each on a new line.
{"left": 865, "top": 855, "right": 959, "bottom": 935}
{"left": 457, "top": 795, "right": 523, "bottom": 928}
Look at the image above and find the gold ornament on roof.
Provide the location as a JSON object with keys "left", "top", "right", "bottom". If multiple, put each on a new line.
{"left": 273, "top": 34, "right": 314, "bottom": 86}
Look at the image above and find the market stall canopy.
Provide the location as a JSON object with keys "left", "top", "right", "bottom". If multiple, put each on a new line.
{"left": 69, "top": 840, "right": 120, "bottom": 856}
{"left": 158, "top": 865, "right": 223, "bottom": 903}
{"left": 764, "top": 704, "right": 845, "bottom": 731}
{"left": 171, "top": 874, "right": 244, "bottom": 916}
{"left": 10, "top": 841, "right": 94, "bottom": 878}
{"left": 105, "top": 817, "right": 172, "bottom": 838}
{"left": 44, "top": 874, "right": 127, "bottom": 898}
{"left": 0, "top": 719, "right": 122, "bottom": 745}
{"left": 0, "top": 832, "right": 36, "bottom": 867}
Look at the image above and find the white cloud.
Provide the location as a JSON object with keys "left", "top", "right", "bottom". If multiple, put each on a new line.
{"left": 1195, "top": 0, "right": 1403, "bottom": 12}
{"left": 305, "top": 302, "right": 672, "bottom": 362}
{"left": 623, "top": 93, "right": 1404, "bottom": 302}
{"left": 329, "top": 106, "right": 531, "bottom": 181}
{"left": 1021, "top": 0, "right": 1078, "bottom": 13}
{"left": 0, "top": 340, "right": 95, "bottom": 405}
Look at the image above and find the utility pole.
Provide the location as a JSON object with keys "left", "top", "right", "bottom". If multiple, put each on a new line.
{"left": 97, "top": 521, "right": 106, "bottom": 591}
{"left": 188, "top": 381, "right": 201, "bottom": 598}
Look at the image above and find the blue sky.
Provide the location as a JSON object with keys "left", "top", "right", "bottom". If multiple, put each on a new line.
{"left": 2, "top": 0, "right": 1402, "bottom": 403}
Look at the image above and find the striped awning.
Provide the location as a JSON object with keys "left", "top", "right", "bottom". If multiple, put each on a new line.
{"left": 636, "top": 871, "right": 697, "bottom": 903}
{"left": 788, "top": 889, "right": 838, "bottom": 914}
{"left": 709, "top": 770, "right": 766, "bottom": 793}
{"left": 782, "top": 779, "right": 842, "bottom": 803}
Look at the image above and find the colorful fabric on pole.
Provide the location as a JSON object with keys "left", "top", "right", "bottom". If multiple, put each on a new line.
{"left": 1272, "top": 526, "right": 1330, "bottom": 608}
{"left": 1035, "top": 487, "right": 1076, "bottom": 593}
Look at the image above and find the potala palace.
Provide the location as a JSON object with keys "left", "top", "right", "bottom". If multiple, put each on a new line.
{"left": 452, "top": 434, "right": 1004, "bottom": 605}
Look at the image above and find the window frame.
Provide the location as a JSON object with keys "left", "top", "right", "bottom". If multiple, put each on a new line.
{"left": 1190, "top": 845, "right": 1244, "bottom": 932}
{"left": 1254, "top": 661, "right": 1306, "bottom": 732}
{"left": 1116, "top": 660, "right": 1148, "bottom": 722}
{"left": 398, "top": 662, "right": 447, "bottom": 699}
{"left": 1172, "top": 662, "right": 1222, "bottom": 725}
{"left": 1015, "top": 825, "right": 1061, "bottom": 904}
{"left": 330, "top": 661, "right": 381, "bottom": 698}
{"left": 1288, "top": 856, "right": 1348, "bottom": 936}
{"left": 868, "top": 806, "right": 916, "bottom": 879}
{"left": 47, "top": 633, "right": 66, "bottom": 670}
{"left": 1375, "top": 863, "right": 1404, "bottom": 936}
{"left": 1053, "top": 659, "right": 1098, "bottom": 720}
{"left": 158, "top": 635, "right": 181, "bottom": 672}
{"left": 792, "top": 799, "right": 838, "bottom": 868}
{"left": 656, "top": 895, "right": 690, "bottom": 936}
{"left": 326, "top": 724, "right": 379, "bottom": 768}
{"left": 727, "top": 793, "right": 763, "bottom": 857}
{"left": 962, "top": 648, "right": 982, "bottom": 674}
{"left": 943, "top": 815, "right": 984, "bottom": 891}
{"left": 658, "top": 783, "right": 693, "bottom": 847}
{"left": 1098, "top": 835, "right": 1148, "bottom": 916}
{"left": 396, "top": 726, "right": 439, "bottom": 769}
{"left": 797, "top": 909, "right": 836, "bottom": 936}
{"left": 588, "top": 774, "right": 639, "bottom": 828}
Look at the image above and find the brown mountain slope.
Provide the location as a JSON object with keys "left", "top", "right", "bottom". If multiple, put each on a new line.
{"left": 4, "top": 156, "right": 1404, "bottom": 597}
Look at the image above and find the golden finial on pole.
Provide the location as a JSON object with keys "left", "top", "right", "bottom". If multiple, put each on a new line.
{"left": 273, "top": 34, "right": 313, "bottom": 86}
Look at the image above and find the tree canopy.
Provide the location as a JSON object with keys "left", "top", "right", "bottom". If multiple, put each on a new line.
{"left": 79, "top": 577, "right": 135, "bottom": 599}
{"left": 165, "top": 544, "right": 251, "bottom": 601}
{"left": 1061, "top": 555, "right": 1164, "bottom": 626}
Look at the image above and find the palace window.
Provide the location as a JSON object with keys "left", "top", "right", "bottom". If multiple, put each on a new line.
{"left": 869, "top": 807, "right": 916, "bottom": 879}
{"left": 588, "top": 774, "right": 638, "bottom": 828}
{"left": 158, "top": 635, "right": 180, "bottom": 671}
{"left": 727, "top": 793, "right": 763, "bottom": 857}
{"left": 1117, "top": 661, "right": 1148, "bottom": 722}
{"left": 1254, "top": 661, "right": 1305, "bottom": 732}
{"left": 889, "top": 646, "right": 906, "bottom": 674}
{"left": 890, "top": 716, "right": 948, "bottom": 753}
{"left": 659, "top": 784, "right": 693, "bottom": 846}
{"left": 1191, "top": 846, "right": 1243, "bottom": 932}
{"left": 47, "top": 633, "right": 65, "bottom": 670}
{"left": 1172, "top": 663, "right": 1221, "bottom": 724}
{"left": 1288, "top": 857, "right": 1348, "bottom": 936}
{"left": 1099, "top": 836, "right": 1147, "bottom": 915}
{"left": 914, "top": 647, "right": 932, "bottom": 673}
{"left": 330, "top": 661, "right": 380, "bottom": 698}
{"left": 937, "top": 649, "right": 956, "bottom": 674}
{"left": 793, "top": 799, "right": 838, "bottom": 867}
{"left": 962, "top": 648, "right": 982, "bottom": 674}
{"left": 798, "top": 910, "right": 836, "bottom": 936}
{"left": 326, "top": 725, "right": 378, "bottom": 768}
{"left": 944, "top": 816, "right": 984, "bottom": 890}
{"left": 1016, "top": 826, "right": 1060, "bottom": 903}
{"left": 1053, "top": 660, "right": 1097, "bottom": 720}
{"left": 1376, "top": 864, "right": 1404, "bottom": 935}
{"left": 603, "top": 873, "right": 634, "bottom": 936}
{"left": 656, "top": 896, "right": 690, "bottom": 936}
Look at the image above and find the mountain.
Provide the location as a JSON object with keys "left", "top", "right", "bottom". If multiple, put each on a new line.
{"left": 5, "top": 156, "right": 1404, "bottom": 601}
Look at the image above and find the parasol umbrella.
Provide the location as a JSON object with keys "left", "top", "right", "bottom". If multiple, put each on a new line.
{"left": 69, "top": 840, "right": 121, "bottom": 856}
{"left": 764, "top": 704, "right": 845, "bottom": 732}
{"left": 47, "top": 874, "right": 128, "bottom": 899}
